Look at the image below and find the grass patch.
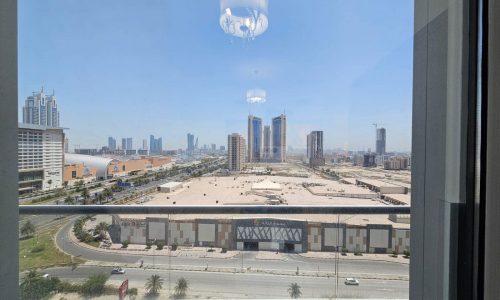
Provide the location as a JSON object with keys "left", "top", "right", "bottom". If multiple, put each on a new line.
{"left": 84, "top": 240, "right": 100, "bottom": 248}
{"left": 19, "top": 228, "right": 84, "bottom": 271}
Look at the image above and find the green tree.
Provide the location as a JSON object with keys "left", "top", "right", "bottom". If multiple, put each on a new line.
{"left": 20, "top": 270, "right": 60, "bottom": 300}
{"left": 80, "top": 273, "right": 108, "bottom": 297}
{"left": 102, "top": 187, "right": 113, "bottom": 200}
{"left": 174, "top": 277, "right": 188, "bottom": 298}
{"left": 94, "top": 222, "right": 109, "bottom": 240}
{"left": 288, "top": 283, "right": 302, "bottom": 299}
{"left": 127, "top": 287, "right": 138, "bottom": 300}
{"left": 81, "top": 188, "right": 89, "bottom": 203}
{"left": 64, "top": 195, "right": 74, "bottom": 204}
{"left": 145, "top": 274, "right": 163, "bottom": 296}
{"left": 20, "top": 220, "right": 36, "bottom": 238}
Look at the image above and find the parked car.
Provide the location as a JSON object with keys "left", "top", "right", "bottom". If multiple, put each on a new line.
{"left": 344, "top": 278, "right": 360, "bottom": 285}
{"left": 111, "top": 267, "right": 125, "bottom": 274}
{"left": 41, "top": 273, "right": 50, "bottom": 279}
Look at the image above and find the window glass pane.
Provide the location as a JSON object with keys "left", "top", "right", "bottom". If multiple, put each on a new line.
{"left": 18, "top": 1, "right": 413, "bottom": 298}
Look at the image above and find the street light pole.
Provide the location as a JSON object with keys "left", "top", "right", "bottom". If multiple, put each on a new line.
{"left": 241, "top": 249, "right": 244, "bottom": 272}
{"left": 336, "top": 214, "right": 339, "bottom": 299}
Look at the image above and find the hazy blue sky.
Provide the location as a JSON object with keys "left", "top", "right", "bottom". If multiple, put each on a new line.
{"left": 19, "top": 0, "right": 413, "bottom": 151}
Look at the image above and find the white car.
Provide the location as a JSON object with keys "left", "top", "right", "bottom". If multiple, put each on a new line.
{"left": 41, "top": 273, "right": 50, "bottom": 279}
{"left": 344, "top": 278, "right": 360, "bottom": 285}
{"left": 111, "top": 267, "right": 125, "bottom": 274}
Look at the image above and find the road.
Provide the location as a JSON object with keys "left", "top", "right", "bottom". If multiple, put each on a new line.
{"left": 53, "top": 221, "right": 409, "bottom": 298}
{"left": 44, "top": 265, "right": 409, "bottom": 299}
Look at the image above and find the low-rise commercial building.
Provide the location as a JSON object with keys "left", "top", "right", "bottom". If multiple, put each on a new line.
{"left": 384, "top": 156, "right": 410, "bottom": 170}
{"left": 356, "top": 178, "right": 408, "bottom": 194}
{"left": 63, "top": 163, "right": 97, "bottom": 185}
{"left": 108, "top": 156, "right": 172, "bottom": 177}
{"left": 157, "top": 182, "right": 183, "bottom": 193}
{"left": 111, "top": 216, "right": 410, "bottom": 254}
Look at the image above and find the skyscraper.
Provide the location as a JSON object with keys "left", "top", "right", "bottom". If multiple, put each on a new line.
{"left": 272, "top": 114, "right": 287, "bottom": 162}
{"left": 247, "top": 115, "right": 262, "bottom": 162}
{"left": 142, "top": 139, "right": 148, "bottom": 150}
{"left": 122, "top": 137, "right": 133, "bottom": 150}
{"left": 108, "top": 137, "right": 117, "bottom": 151}
{"left": 187, "top": 133, "right": 195, "bottom": 155}
{"left": 263, "top": 125, "right": 271, "bottom": 160}
{"left": 228, "top": 133, "right": 246, "bottom": 171}
{"left": 376, "top": 128, "right": 386, "bottom": 155}
{"left": 149, "top": 135, "right": 163, "bottom": 154}
{"left": 307, "top": 131, "right": 325, "bottom": 167}
{"left": 22, "top": 88, "right": 60, "bottom": 127}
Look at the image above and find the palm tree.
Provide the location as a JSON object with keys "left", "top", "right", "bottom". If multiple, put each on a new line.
{"left": 20, "top": 269, "right": 40, "bottom": 298}
{"left": 145, "top": 274, "right": 163, "bottom": 296}
{"left": 21, "top": 269, "right": 39, "bottom": 287}
{"left": 81, "top": 188, "right": 89, "bottom": 198}
{"left": 288, "top": 283, "right": 302, "bottom": 299}
{"left": 81, "top": 188, "right": 90, "bottom": 204}
{"left": 20, "top": 221, "right": 36, "bottom": 238}
{"left": 64, "top": 195, "right": 74, "bottom": 204}
{"left": 174, "top": 277, "right": 188, "bottom": 298}
{"left": 94, "top": 222, "right": 109, "bottom": 240}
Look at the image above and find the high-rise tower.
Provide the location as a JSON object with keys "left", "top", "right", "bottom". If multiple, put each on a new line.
{"left": 228, "top": 133, "right": 246, "bottom": 171}
{"left": 263, "top": 125, "right": 271, "bottom": 161}
{"left": 271, "top": 114, "right": 286, "bottom": 162}
{"left": 307, "top": 131, "right": 325, "bottom": 167}
{"left": 247, "top": 115, "right": 262, "bottom": 162}
{"left": 22, "top": 88, "right": 60, "bottom": 127}
{"left": 376, "top": 128, "right": 386, "bottom": 155}
{"left": 187, "top": 133, "right": 195, "bottom": 155}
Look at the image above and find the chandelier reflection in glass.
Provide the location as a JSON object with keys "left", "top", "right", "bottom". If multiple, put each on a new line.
{"left": 246, "top": 88, "right": 266, "bottom": 104}
{"left": 219, "top": 0, "right": 269, "bottom": 40}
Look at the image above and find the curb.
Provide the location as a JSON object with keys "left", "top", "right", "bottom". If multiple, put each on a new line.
{"left": 297, "top": 254, "right": 410, "bottom": 265}
{"left": 78, "top": 261, "right": 409, "bottom": 281}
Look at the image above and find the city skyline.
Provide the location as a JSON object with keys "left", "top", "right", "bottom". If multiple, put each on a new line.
{"left": 18, "top": 0, "right": 413, "bottom": 151}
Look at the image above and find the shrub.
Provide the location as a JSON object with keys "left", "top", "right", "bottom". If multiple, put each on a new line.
{"left": 392, "top": 250, "right": 398, "bottom": 257}
{"left": 146, "top": 242, "right": 152, "bottom": 249}
{"left": 20, "top": 272, "right": 61, "bottom": 300}
{"left": 171, "top": 243, "right": 178, "bottom": 251}
{"left": 403, "top": 250, "right": 410, "bottom": 258}
{"left": 354, "top": 251, "right": 363, "bottom": 256}
{"left": 80, "top": 273, "right": 108, "bottom": 297}
{"left": 127, "top": 287, "right": 138, "bottom": 296}
{"left": 221, "top": 246, "right": 228, "bottom": 253}
{"left": 57, "top": 281, "right": 81, "bottom": 293}
{"left": 121, "top": 240, "right": 130, "bottom": 248}
{"left": 156, "top": 240, "right": 165, "bottom": 250}
{"left": 31, "top": 244, "right": 46, "bottom": 253}
{"left": 341, "top": 247, "right": 348, "bottom": 256}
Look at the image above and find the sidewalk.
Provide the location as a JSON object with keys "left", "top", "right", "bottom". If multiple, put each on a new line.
{"left": 68, "top": 226, "right": 238, "bottom": 259}
{"left": 80, "top": 259, "right": 409, "bottom": 281}
{"left": 299, "top": 251, "right": 410, "bottom": 265}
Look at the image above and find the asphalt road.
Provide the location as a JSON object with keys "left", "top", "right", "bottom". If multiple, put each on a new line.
{"left": 53, "top": 221, "right": 409, "bottom": 299}
{"left": 56, "top": 221, "right": 409, "bottom": 277}
{"left": 44, "top": 265, "right": 409, "bottom": 299}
